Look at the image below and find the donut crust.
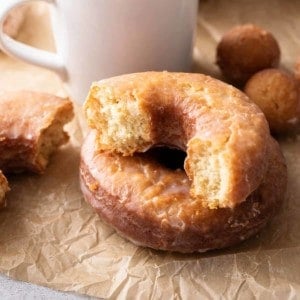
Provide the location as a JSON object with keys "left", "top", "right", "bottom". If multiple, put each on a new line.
{"left": 0, "top": 91, "right": 74, "bottom": 174}
{"left": 84, "top": 72, "right": 270, "bottom": 208}
{"left": 80, "top": 131, "right": 287, "bottom": 253}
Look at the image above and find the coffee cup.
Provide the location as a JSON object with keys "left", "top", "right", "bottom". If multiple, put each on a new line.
{"left": 0, "top": 0, "right": 198, "bottom": 103}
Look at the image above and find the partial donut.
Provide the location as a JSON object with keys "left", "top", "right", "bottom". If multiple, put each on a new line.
{"left": 84, "top": 72, "right": 270, "bottom": 208}
{"left": 0, "top": 91, "right": 74, "bottom": 174}
{"left": 244, "top": 68, "right": 300, "bottom": 134}
{"left": 0, "top": 171, "right": 9, "bottom": 209}
{"left": 216, "top": 24, "right": 280, "bottom": 86}
{"left": 80, "top": 131, "right": 287, "bottom": 253}
{"left": 3, "top": 5, "right": 28, "bottom": 38}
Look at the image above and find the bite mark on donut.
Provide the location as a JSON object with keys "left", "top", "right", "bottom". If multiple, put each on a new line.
{"left": 85, "top": 85, "right": 152, "bottom": 154}
{"left": 186, "top": 138, "right": 231, "bottom": 209}
{"left": 36, "top": 109, "right": 72, "bottom": 170}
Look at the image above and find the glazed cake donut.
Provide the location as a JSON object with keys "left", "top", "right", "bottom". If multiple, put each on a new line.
{"left": 84, "top": 72, "right": 271, "bottom": 208}
{"left": 81, "top": 72, "right": 287, "bottom": 252}
{"left": 80, "top": 131, "right": 286, "bottom": 253}
{"left": 0, "top": 91, "right": 74, "bottom": 174}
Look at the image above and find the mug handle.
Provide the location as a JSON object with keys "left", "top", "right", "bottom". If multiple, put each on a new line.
{"left": 0, "top": 0, "right": 66, "bottom": 79}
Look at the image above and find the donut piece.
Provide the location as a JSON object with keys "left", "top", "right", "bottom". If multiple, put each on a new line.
{"left": 216, "top": 24, "right": 280, "bottom": 86}
{"left": 80, "top": 131, "right": 287, "bottom": 253}
{"left": 0, "top": 171, "right": 9, "bottom": 209}
{"left": 84, "top": 72, "right": 270, "bottom": 208}
{"left": 244, "top": 69, "right": 300, "bottom": 134}
{"left": 0, "top": 91, "right": 74, "bottom": 174}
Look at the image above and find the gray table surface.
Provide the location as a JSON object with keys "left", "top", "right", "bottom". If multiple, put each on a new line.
{"left": 0, "top": 274, "right": 94, "bottom": 299}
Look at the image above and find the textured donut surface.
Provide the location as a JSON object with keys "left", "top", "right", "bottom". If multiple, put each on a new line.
{"left": 0, "top": 91, "right": 74, "bottom": 173}
{"left": 80, "top": 131, "right": 286, "bottom": 253}
{"left": 84, "top": 72, "right": 270, "bottom": 208}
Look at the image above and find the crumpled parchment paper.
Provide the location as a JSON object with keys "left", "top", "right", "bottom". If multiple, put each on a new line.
{"left": 0, "top": 1, "right": 299, "bottom": 298}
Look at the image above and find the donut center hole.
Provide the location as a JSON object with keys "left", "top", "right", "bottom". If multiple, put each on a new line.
{"left": 146, "top": 146, "right": 186, "bottom": 170}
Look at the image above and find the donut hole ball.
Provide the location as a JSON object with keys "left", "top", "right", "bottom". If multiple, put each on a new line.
{"left": 216, "top": 24, "right": 280, "bottom": 86}
{"left": 244, "top": 68, "right": 300, "bottom": 134}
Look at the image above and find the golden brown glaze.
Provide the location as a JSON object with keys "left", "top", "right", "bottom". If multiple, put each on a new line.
{"left": 0, "top": 91, "right": 74, "bottom": 174}
{"left": 244, "top": 69, "right": 300, "bottom": 134}
{"left": 80, "top": 131, "right": 287, "bottom": 253}
{"left": 85, "top": 72, "right": 270, "bottom": 208}
{"left": 216, "top": 24, "right": 280, "bottom": 86}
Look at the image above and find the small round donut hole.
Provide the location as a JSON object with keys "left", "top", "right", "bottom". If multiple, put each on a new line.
{"left": 244, "top": 68, "right": 300, "bottom": 134}
{"left": 216, "top": 24, "right": 280, "bottom": 86}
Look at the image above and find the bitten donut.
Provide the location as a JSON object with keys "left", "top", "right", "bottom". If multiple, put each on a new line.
{"left": 80, "top": 131, "right": 286, "bottom": 253}
{"left": 0, "top": 170, "right": 9, "bottom": 209}
{"left": 81, "top": 72, "right": 287, "bottom": 252}
{"left": 85, "top": 72, "right": 270, "bottom": 209}
{"left": 0, "top": 91, "right": 74, "bottom": 174}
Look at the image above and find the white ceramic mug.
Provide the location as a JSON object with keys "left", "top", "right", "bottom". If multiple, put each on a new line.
{"left": 0, "top": 0, "right": 198, "bottom": 104}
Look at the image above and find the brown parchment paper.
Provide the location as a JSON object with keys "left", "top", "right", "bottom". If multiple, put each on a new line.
{"left": 0, "top": 1, "right": 300, "bottom": 299}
